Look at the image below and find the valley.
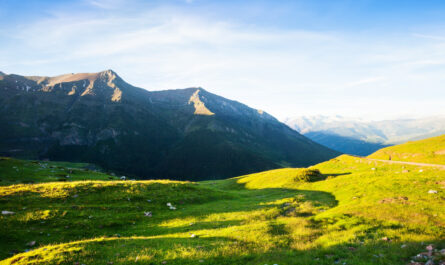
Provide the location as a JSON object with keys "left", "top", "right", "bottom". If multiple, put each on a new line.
{"left": 2, "top": 1, "right": 445, "bottom": 264}
{"left": 1, "top": 135, "right": 444, "bottom": 264}
{"left": 285, "top": 116, "right": 445, "bottom": 156}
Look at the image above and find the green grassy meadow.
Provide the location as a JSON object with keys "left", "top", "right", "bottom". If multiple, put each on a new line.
{"left": 369, "top": 134, "right": 445, "bottom": 165}
{"left": 0, "top": 155, "right": 444, "bottom": 264}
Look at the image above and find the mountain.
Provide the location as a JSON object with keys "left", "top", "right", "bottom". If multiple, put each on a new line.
{"left": 303, "top": 131, "right": 389, "bottom": 156}
{"left": 284, "top": 115, "right": 445, "bottom": 155}
{"left": 368, "top": 134, "right": 445, "bottom": 165}
{"left": 0, "top": 70, "right": 339, "bottom": 180}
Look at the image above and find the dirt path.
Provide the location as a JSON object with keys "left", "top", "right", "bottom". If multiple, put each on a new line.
{"left": 349, "top": 155, "right": 445, "bottom": 169}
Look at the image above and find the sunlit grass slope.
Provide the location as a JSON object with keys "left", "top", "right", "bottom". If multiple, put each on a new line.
{"left": 1, "top": 155, "right": 444, "bottom": 264}
{"left": 369, "top": 134, "right": 445, "bottom": 164}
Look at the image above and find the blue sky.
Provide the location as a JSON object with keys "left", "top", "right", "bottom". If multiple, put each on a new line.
{"left": 1, "top": 0, "right": 445, "bottom": 120}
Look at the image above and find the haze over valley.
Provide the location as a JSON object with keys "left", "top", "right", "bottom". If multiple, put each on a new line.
{"left": 285, "top": 115, "right": 445, "bottom": 155}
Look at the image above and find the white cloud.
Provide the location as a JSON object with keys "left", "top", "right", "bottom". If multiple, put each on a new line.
{"left": 86, "top": 0, "right": 128, "bottom": 9}
{"left": 345, "top": 77, "right": 385, "bottom": 88}
{"left": 2, "top": 2, "right": 445, "bottom": 120}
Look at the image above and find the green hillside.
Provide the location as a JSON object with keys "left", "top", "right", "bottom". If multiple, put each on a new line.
{"left": 1, "top": 156, "right": 444, "bottom": 264}
{"left": 0, "top": 71, "right": 338, "bottom": 181}
{"left": 0, "top": 157, "right": 118, "bottom": 186}
{"left": 369, "top": 134, "right": 445, "bottom": 165}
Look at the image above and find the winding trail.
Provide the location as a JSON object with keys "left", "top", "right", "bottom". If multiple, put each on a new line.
{"left": 349, "top": 155, "right": 445, "bottom": 169}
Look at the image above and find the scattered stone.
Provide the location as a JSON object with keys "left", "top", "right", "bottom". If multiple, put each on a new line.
{"left": 147, "top": 199, "right": 151, "bottom": 202}
{"left": 419, "top": 169, "right": 423, "bottom": 173}
{"left": 190, "top": 233, "right": 197, "bottom": 238}
{"left": 402, "top": 169, "right": 410, "bottom": 173}
{"left": 428, "top": 190, "right": 438, "bottom": 194}
{"left": 199, "top": 260, "right": 204, "bottom": 263}
{"left": 425, "top": 260, "right": 433, "bottom": 265}
{"left": 72, "top": 194, "right": 79, "bottom": 198}
{"left": 120, "top": 176, "right": 126, "bottom": 180}
{"left": 381, "top": 237, "right": 390, "bottom": 242}
{"left": 371, "top": 168, "right": 376, "bottom": 171}
{"left": 426, "top": 245, "right": 433, "bottom": 256}
{"left": 162, "top": 261, "right": 167, "bottom": 264}
{"left": 1, "top": 210, "right": 15, "bottom": 215}
{"left": 26, "top": 241, "right": 36, "bottom": 247}
{"left": 379, "top": 196, "right": 409, "bottom": 204}
{"left": 166, "top": 202, "right": 176, "bottom": 210}
{"left": 144, "top": 211, "right": 152, "bottom": 217}
{"left": 401, "top": 244, "right": 407, "bottom": 248}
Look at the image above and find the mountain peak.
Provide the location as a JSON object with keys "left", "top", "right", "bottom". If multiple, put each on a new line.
{"left": 101, "top": 69, "right": 116, "bottom": 74}
{"left": 42, "top": 69, "right": 121, "bottom": 87}
{"left": 98, "top": 69, "right": 119, "bottom": 79}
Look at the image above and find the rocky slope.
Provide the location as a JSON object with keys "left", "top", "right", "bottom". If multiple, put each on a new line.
{"left": 0, "top": 70, "right": 339, "bottom": 180}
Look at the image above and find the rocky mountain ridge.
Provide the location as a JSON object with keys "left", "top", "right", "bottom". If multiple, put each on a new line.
{"left": 0, "top": 70, "right": 339, "bottom": 180}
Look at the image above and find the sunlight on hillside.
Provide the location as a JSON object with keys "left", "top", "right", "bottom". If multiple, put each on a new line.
{"left": 369, "top": 134, "right": 445, "bottom": 165}
{"left": 1, "top": 155, "right": 444, "bottom": 264}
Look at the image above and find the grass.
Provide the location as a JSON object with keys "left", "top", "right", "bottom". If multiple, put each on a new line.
{"left": 0, "top": 157, "right": 118, "bottom": 185}
{"left": 0, "top": 155, "right": 444, "bottom": 264}
{"left": 369, "top": 134, "right": 445, "bottom": 165}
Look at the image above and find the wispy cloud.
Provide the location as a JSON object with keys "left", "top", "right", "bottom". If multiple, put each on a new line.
{"left": 86, "top": 0, "right": 128, "bottom": 9}
{"left": 412, "top": 33, "right": 445, "bottom": 41}
{"left": 1, "top": 0, "right": 445, "bottom": 119}
{"left": 345, "top": 76, "right": 385, "bottom": 88}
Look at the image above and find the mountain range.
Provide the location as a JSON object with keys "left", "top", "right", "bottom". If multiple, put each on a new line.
{"left": 0, "top": 70, "right": 338, "bottom": 180}
{"left": 285, "top": 115, "right": 445, "bottom": 155}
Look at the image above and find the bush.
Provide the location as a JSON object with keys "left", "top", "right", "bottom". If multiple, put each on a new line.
{"left": 293, "top": 169, "right": 323, "bottom": 182}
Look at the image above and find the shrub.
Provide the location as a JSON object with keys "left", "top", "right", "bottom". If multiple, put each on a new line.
{"left": 293, "top": 169, "right": 323, "bottom": 182}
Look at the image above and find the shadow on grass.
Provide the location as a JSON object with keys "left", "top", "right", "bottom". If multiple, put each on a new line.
{"left": 3, "top": 236, "right": 444, "bottom": 265}
{"left": 0, "top": 178, "right": 338, "bottom": 259}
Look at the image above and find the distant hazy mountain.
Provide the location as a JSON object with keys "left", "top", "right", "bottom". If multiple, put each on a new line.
{"left": 0, "top": 70, "right": 339, "bottom": 180}
{"left": 284, "top": 115, "right": 445, "bottom": 155}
